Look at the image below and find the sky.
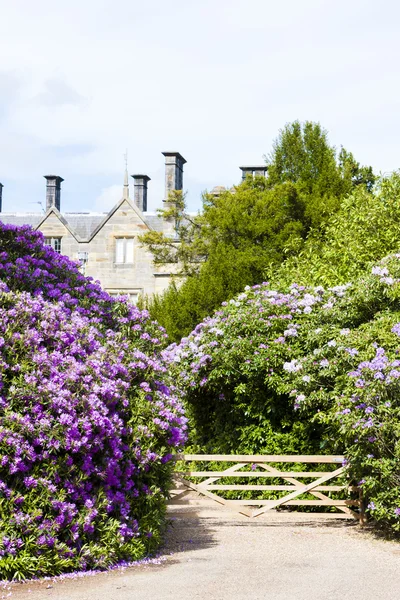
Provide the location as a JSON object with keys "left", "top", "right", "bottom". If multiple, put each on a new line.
{"left": 0, "top": 0, "right": 400, "bottom": 214}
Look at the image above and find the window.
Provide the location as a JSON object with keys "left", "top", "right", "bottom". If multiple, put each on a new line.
{"left": 77, "top": 251, "right": 89, "bottom": 266}
{"left": 107, "top": 289, "right": 142, "bottom": 305}
{"left": 44, "top": 237, "right": 62, "bottom": 253}
{"left": 115, "top": 238, "right": 134, "bottom": 264}
{"left": 77, "top": 251, "right": 89, "bottom": 273}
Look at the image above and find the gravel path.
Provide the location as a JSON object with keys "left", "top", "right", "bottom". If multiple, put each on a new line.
{"left": 8, "top": 496, "right": 400, "bottom": 600}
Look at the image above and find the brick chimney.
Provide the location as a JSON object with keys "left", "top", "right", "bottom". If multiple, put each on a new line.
{"left": 44, "top": 175, "right": 64, "bottom": 211}
{"left": 0, "top": 183, "right": 3, "bottom": 212}
{"left": 162, "top": 152, "right": 186, "bottom": 202}
{"left": 131, "top": 174, "right": 151, "bottom": 212}
{"left": 239, "top": 166, "right": 267, "bottom": 180}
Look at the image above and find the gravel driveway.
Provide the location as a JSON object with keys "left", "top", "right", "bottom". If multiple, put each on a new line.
{"left": 8, "top": 495, "right": 400, "bottom": 600}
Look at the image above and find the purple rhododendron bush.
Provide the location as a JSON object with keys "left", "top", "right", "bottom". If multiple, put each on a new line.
{"left": 0, "top": 223, "right": 187, "bottom": 579}
{"left": 166, "top": 255, "right": 400, "bottom": 534}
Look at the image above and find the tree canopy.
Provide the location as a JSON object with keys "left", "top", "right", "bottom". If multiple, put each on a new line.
{"left": 139, "top": 121, "right": 375, "bottom": 341}
{"left": 270, "top": 173, "right": 400, "bottom": 288}
{"left": 265, "top": 120, "right": 375, "bottom": 229}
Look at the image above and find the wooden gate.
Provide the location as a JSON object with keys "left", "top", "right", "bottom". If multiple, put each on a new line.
{"left": 172, "top": 454, "right": 363, "bottom": 521}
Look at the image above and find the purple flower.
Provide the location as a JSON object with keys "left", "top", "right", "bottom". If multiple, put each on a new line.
{"left": 391, "top": 323, "right": 400, "bottom": 337}
{"left": 23, "top": 476, "right": 38, "bottom": 489}
{"left": 345, "top": 348, "right": 358, "bottom": 357}
{"left": 0, "top": 222, "right": 188, "bottom": 577}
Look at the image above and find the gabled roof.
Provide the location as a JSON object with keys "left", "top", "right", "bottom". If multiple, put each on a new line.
{"left": 0, "top": 213, "right": 43, "bottom": 229}
{"left": 34, "top": 206, "right": 84, "bottom": 242}
{"left": 0, "top": 199, "right": 165, "bottom": 241}
{"left": 87, "top": 195, "right": 152, "bottom": 242}
{"left": 63, "top": 213, "right": 107, "bottom": 239}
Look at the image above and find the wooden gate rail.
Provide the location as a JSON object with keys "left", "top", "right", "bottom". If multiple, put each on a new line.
{"left": 172, "top": 454, "right": 362, "bottom": 521}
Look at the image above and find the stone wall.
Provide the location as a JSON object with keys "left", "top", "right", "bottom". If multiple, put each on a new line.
{"left": 37, "top": 201, "right": 175, "bottom": 301}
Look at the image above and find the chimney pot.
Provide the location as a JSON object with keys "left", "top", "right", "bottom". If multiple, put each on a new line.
{"left": 162, "top": 152, "right": 187, "bottom": 202}
{"left": 44, "top": 175, "right": 64, "bottom": 211}
{"left": 131, "top": 174, "right": 151, "bottom": 212}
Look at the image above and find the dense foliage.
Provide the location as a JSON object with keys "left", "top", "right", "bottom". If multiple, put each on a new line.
{"left": 271, "top": 173, "right": 400, "bottom": 288}
{"left": 141, "top": 121, "right": 375, "bottom": 341}
{"left": 266, "top": 121, "right": 375, "bottom": 229}
{"left": 144, "top": 179, "right": 308, "bottom": 341}
{"left": 0, "top": 223, "right": 187, "bottom": 579}
{"left": 166, "top": 257, "right": 400, "bottom": 532}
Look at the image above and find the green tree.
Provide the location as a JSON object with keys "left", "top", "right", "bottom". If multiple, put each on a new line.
{"left": 140, "top": 121, "right": 375, "bottom": 341}
{"left": 140, "top": 178, "right": 308, "bottom": 340}
{"left": 266, "top": 121, "right": 339, "bottom": 191}
{"left": 137, "top": 190, "right": 207, "bottom": 277}
{"left": 266, "top": 120, "right": 375, "bottom": 228}
{"left": 270, "top": 172, "right": 400, "bottom": 288}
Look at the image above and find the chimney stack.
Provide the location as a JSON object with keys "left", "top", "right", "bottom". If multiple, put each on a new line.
{"left": 131, "top": 174, "right": 151, "bottom": 212}
{"left": 44, "top": 175, "right": 64, "bottom": 211}
{"left": 0, "top": 183, "right": 3, "bottom": 212}
{"left": 162, "top": 152, "right": 187, "bottom": 202}
{"left": 239, "top": 166, "right": 267, "bottom": 181}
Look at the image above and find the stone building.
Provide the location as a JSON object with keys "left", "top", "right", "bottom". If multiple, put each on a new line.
{"left": 0, "top": 152, "right": 189, "bottom": 303}
{"left": 0, "top": 156, "right": 266, "bottom": 303}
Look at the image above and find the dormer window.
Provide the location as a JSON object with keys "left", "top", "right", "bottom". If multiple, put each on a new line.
{"left": 44, "top": 237, "right": 62, "bottom": 253}
{"left": 115, "top": 238, "right": 134, "bottom": 264}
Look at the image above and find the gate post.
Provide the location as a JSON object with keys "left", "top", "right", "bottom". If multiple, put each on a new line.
{"left": 359, "top": 487, "right": 366, "bottom": 526}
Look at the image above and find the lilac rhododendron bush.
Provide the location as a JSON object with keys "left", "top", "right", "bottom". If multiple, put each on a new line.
{"left": 166, "top": 255, "right": 400, "bottom": 534}
{"left": 0, "top": 223, "right": 187, "bottom": 579}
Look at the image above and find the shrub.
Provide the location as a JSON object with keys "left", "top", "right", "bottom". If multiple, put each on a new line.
{"left": 271, "top": 173, "right": 400, "bottom": 288}
{"left": 166, "top": 256, "right": 400, "bottom": 532}
{"left": 0, "top": 224, "right": 187, "bottom": 579}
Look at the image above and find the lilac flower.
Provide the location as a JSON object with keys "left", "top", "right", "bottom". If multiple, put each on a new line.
{"left": 23, "top": 476, "right": 38, "bottom": 489}
{"left": 284, "top": 327, "right": 298, "bottom": 337}
{"left": 374, "top": 372, "right": 385, "bottom": 380}
{"left": 345, "top": 348, "right": 358, "bottom": 357}
{"left": 391, "top": 323, "right": 400, "bottom": 337}
{"left": 372, "top": 266, "right": 389, "bottom": 276}
{"left": 0, "top": 223, "right": 188, "bottom": 578}
{"left": 283, "top": 360, "right": 302, "bottom": 373}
